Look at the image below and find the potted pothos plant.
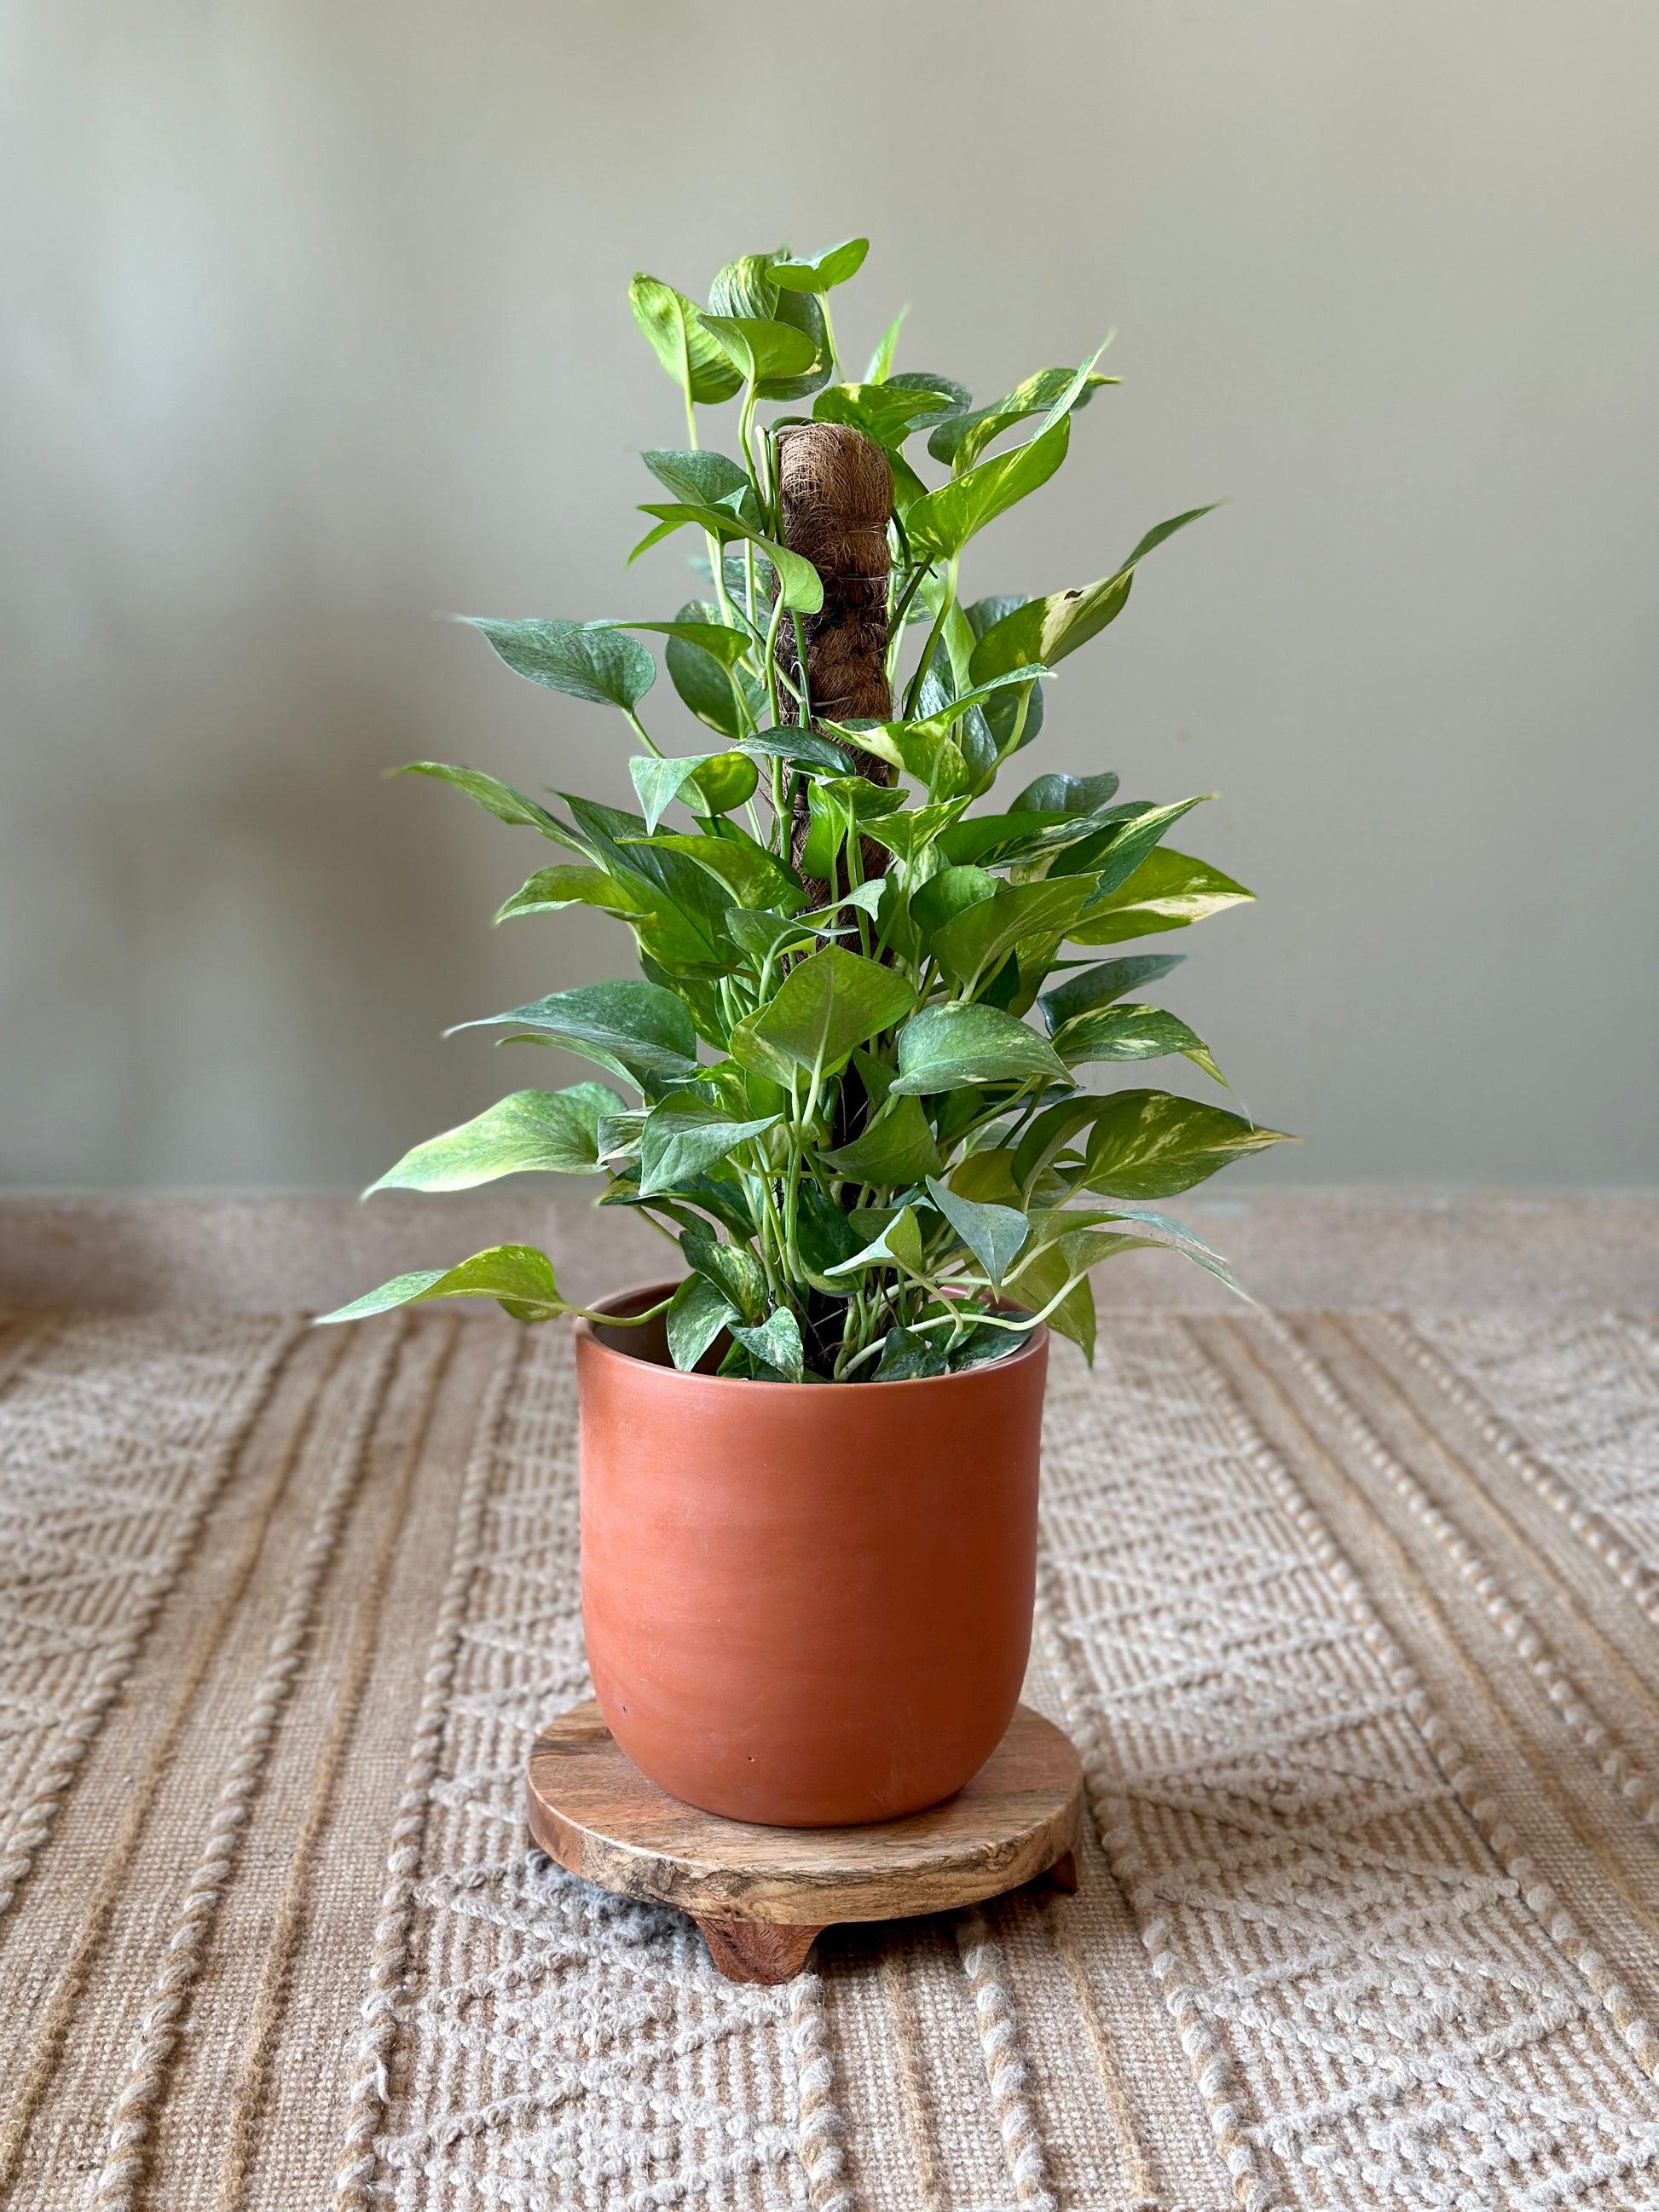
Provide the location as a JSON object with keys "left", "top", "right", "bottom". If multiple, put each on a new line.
{"left": 320, "top": 236, "right": 1292, "bottom": 1826}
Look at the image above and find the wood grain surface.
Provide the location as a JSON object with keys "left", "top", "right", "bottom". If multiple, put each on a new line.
{"left": 525, "top": 1699, "right": 1084, "bottom": 1928}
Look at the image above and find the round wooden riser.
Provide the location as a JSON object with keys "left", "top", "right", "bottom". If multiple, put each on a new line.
{"left": 525, "top": 1700, "right": 1084, "bottom": 1984}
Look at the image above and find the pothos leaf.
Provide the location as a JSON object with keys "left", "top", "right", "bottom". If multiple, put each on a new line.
{"left": 630, "top": 754, "right": 714, "bottom": 835}
{"left": 698, "top": 312, "right": 819, "bottom": 386}
{"left": 819, "top": 1094, "right": 944, "bottom": 1186}
{"left": 394, "top": 762, "right": 576, "bottom": 843}
{"left": 873, "top": 1324, "right": 947, "bottom": 1380}
{"left": 1050, "top": 1002, "right": 1226, "bottom": 1084}
{"left": 462, "top": 619, "right": 656, "bottom": 710}
{"left": 315, "top": 1245, "right": 569, "bottom": 1325}
{"left": 812, "top": 382, "right": 954, "bottom": 449}
{"left": 903, "top": 419, "right": 1072, "bottom": 565}
{"left": 629, "top": 274, "right": 743, "bottom": 404}
{"left": 768, "top": 237, "right": 870, "bottom": 292}
{"left": 630, "top": 502, "right": 824, "bottom": 615}
{"left": 924, "top": 1175, "right": 1029, "bottom": 1291}
{"left": 637, "top": 1094, "right": 779, "bottom": 1198}
{"left": 665, "top": 1271, "right": 736, "bottom": 1371}
{"left": 494, "top": 866, "right": 647, "bottom": 923}
{"left": 622, "top": 827, "right": 801, "bottom": 911}
{"left": 750, "top": 947, "right": 917, "bottom": 1074}
{"left": 365, "top": 1086, "right": 622, "bottom": 1193}
{"left": 891, "top": 1003, "right": 1072, "bottom": 1096}
{"left": 590, "top": 613, "right": 751, "bottom": 668}
{"left": 1064, "top": 847, "right": 1254, "bottom": 944}
{"left": 1038, "top": 954, "right": 1186, "bottom": 1030}
{"left": 928, "top": 362, "right": 1113, "bottom": 472}
{"left": 967, "top": 508, "right": 1218, "bottom": 689}
{"left": 680, "top": 1229, "right": 768, "bottom": 1324}
{"left": 730, "top": 1307, "right": 806, "bottom": 1383}
{"left": 1072, "top": 1090, "right": 1296, "bottom": 1198}
{"left": 825, "top": 1205, "right": 927, "bottom": 1279}
{"left": 639, "top": 448, "right": 751, "bottom": 510}
{"left": 864, "top": 305, "right": 907, "bottom": 382}
{"left": 449, "top": 979, "right": 700, "bottom": 1087}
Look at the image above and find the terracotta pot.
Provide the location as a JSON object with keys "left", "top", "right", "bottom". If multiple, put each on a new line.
{"left": 575, "top": 1283, "right": 1049, "bottom": 1827}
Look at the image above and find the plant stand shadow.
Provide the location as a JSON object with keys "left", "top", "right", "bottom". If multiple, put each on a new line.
{"left": 525, "top": 1699, "right": 1084, "bottom": 1984}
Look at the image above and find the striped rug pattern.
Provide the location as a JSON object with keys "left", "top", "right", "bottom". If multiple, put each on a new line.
{"left": 3, "top": 1303, "right": 1658, "bottom": 2210}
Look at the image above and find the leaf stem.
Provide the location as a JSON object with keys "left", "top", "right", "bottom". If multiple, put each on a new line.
{"left": 791, "top": 611, "right": 812, "bottom": 726}
{"left": 887, "top": 559, "right": 932, "bottom": 650}
{"left": 904, "top": 592, "right": 952, "bottom": 720}
{"left": 569, "top": 1293, "right": 674, "bottom": 1327}
{"left": 626, "top": 709, "right": 661, "bottom": 758}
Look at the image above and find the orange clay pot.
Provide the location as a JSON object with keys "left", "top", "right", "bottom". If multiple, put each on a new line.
{"left": 575, "top": 1283, "right": 1049, "bottom": 1827}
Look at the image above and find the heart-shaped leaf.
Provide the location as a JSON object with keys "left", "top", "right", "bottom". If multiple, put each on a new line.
{"left": 825, "top": 1205, "right": 927, "bottom": 1279}
{"left": 592, "top": 611, "right": 751, "bottom": 668}
{"left": 968, "top": 508, "right": 1218, "bottom": 689}
{"left": 928, "top": 876, "right": 1101, "bottom": 991}
{"left": 908, "top": 865, "right": 997, "bottom": 945}
{"left": 768, "top": 237, "right": 870, "bottom": 292}
{"left": 449, "top": 980, "right": 699, "bottom": 1087}
{"left": 820, "top": 1094, "right": 944, "bottom": 1187}
{"left": 873, "top": 1324, "right": 947, "bottom": 1380}
{"left": 864, "top": 306, "right": 907, "bottom": 383}
{"left": 462, "top": 618, "right": 656, "bottom": 710}
{"left": 632, "top": 750, "right": 761, "bottom": 836}
{"left": 1064, "top": 848, "right": 1254, "bottom": 945}
{"left": 812, "top": 382, "right": 952, "bottom": 449}
{"left": 1051, "top": 1003, "right": 1225, "bottom": 1084}
{"left": 903, "top": 419, "right": 1071, "bottom": 565}
{"left": 637, "top": 1094, "right": 779, "bottom": 1198}
{"left": 924, "top": 1175, "right": 1029, "bottom": 1291}
{"left": 629, "top": 274, "right": 743, "bottom": 405}
{"left": 699, "top": 312, "right": 819, "bottom": 387}
{"left": 365, "top": 1085, "right": 623, "bottom": 1194}
{"left": 665, "top": 1271, "right": 737, "bottom": 1371}
{"left": 639, "top": 448, "right": 752, "bottom": 510}
{"left": 1038, "top": 954, "right": 1186, "bottom": 1031}
{"left": 657, "top": 606, "right": 752, "bottom": 740}
{"left": 394, "top": 763, "right": 578, "bottom": 845}
{"left": 739, "top": 726, "right": 858, "bottom": 773}
{"left": 689, "top": 752, "right": 760, "bottom": 816}
{"left": 1008, "top": 771, "right": 1122, "bottom": 818}
{"left": 858, "top": 801, "right": 970, "bottom": 863}
{"left": 315, "top": 1245, "right": 569, "bottom": 1325}
{"left": 891, "top": 1004, "right": 1071, "bottom": 1095}
{"left": 494, "top": 866, "right": 647, "bottom": 924}
{"left": 681, "top": 1229, "right": 768, "bottom": 1324}
{"left": 929, "top": 360, "right": 1113, "bottom": 473}
{"left": 1050, "top": 796, "right": 1214, "bottom": 901}
{"left": 630, "top": 754, "right": 713, "bottom": 835}
{"left": 730, "top": 1307, "right": 806, "bottom": 1382}
{"left": 629, "top": 502, "right": 824, "bottom": 615}
{"left": 623, "top": 829, "right": 801, "bottom": 912}
{"left": 1072, "top": 1091, "right": 1295, "bottom": 1198}
{"left": 751, "top": 946, "right": 917, "bottom": 1075}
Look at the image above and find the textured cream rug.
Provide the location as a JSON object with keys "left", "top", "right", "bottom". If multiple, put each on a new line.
{"left": 3, "top": 1302, "right": 1659, "bottom": 2211}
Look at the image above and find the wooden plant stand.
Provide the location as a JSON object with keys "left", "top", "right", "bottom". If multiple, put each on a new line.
{"left": 525, "top": 1699, "right": 1084, "bottom": 1984}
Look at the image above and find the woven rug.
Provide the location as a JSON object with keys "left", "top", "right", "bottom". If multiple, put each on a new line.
{"left": 3, "top": 1304, "right": 1659, "bottom": 2212}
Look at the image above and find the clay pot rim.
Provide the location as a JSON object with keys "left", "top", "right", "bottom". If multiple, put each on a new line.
{"left": 575, "top": 1278, "right": 1049, "bottom": 1394}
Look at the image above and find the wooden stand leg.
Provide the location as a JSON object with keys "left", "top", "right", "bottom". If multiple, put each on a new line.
{"left": 696, "top": 1916, "right": 823, "bottom": 1985}
{"left": 1048, "top": 1849, "right": 1078, "bottom": 1894}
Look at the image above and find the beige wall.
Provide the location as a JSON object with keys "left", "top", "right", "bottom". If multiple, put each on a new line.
{"left": 4, "top": 0, "right": 1656, "bottom": 1192}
